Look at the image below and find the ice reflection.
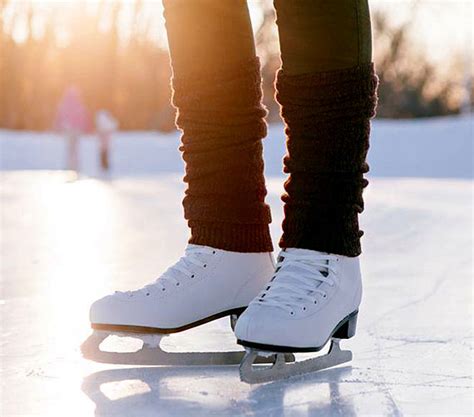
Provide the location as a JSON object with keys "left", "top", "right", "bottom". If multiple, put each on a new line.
{"left": 3, "top": 173, "right": 472, "bottom": 417}
{"left": 248, "top": 367, "right": 357, "bottom": 417}
{"left": 100, "top": 379, "right": 152, "bottom": 401}
{"left": 37, "top": 178, "right": 120, "bottom": 349}
{"left": 82, "top": 366, "right": 355, "bottom": 417}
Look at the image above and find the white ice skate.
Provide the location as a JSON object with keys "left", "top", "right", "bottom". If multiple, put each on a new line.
{"left": 81, "top": 244, "right": 293, "bottom": 366}
{"left": 235, "top": 248, "right": 362, "bottom": 383}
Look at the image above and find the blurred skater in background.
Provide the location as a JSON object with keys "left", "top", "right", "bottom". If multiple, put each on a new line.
{"left": 95, "top": 109, "right": 118, "bottom": 172}
{"left": 54, "top": 86, "right": 90, "bottom": 173}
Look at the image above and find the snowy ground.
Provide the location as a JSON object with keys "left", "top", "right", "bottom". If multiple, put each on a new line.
{"left": 1, "top": 115, "right": 472, "bottom": 179}
{"left": 0, "top": 116, "right": 473, "bottom": 416}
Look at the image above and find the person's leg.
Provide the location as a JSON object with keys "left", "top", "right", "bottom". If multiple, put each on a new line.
{"left": 163, "top": 0, "right": 272, "bottom": 253}
{"left": 68, "top": 133, "right": 78, "bottom": 172}
{"left": 235, "top": 2, "right": 379, "bottom": 377}
{"left": 275, "top": 0, "right": 372, "bottom": 74}
{"left": 86, "top": 2, "right": 276, "bottom": 353}
{"left": 274, "top": 0, "right": 378, "bottom": 256}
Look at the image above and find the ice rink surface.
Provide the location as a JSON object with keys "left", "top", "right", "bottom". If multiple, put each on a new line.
{"left": 1, "top": 171, "right": 472, "bottom": 417}
{"left": 1, "top": 116, "right": 473, "bottom": 416}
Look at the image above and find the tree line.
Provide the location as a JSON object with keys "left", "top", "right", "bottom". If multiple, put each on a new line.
{"left": 0, "top": 0, "right": 470, "bottom": 131}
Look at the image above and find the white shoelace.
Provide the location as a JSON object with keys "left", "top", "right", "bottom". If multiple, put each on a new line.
{"left": 119, "top": 245, "right": 215, "bottom": 297}
{"left": 253, "top": 250, "right": 337, "bottom": 314}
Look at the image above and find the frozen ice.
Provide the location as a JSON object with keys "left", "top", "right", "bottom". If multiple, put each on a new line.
{"left": 0, "top": 116, "right": 472, "bottom": 416}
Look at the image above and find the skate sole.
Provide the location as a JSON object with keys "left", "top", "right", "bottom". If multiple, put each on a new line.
{"left": 237, "top": 310, "right": 358, "bottom": 353}
{"left": 91, "top": 306, "right": 247, "bottom": 334}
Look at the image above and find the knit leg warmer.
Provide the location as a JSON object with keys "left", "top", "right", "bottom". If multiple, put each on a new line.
{"left": 276, "top": 63, "right": 378, "bottom": 257}
{"left": 171, "top": 58, "right": 273, "bottom": 253}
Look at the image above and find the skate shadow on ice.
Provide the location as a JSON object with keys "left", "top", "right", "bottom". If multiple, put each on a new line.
{"left": 82, "top": 365, "right": 356, "bottom": 417}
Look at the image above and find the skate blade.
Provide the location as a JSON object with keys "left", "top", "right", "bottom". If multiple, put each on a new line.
{"left": 239, "top": 339, "right": 352, "bottom": 384}
{"left": 81, "top": 330, "right": 294, "bottom": 366}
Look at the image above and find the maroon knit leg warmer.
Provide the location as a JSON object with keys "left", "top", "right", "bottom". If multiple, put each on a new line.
{"left": 171, "top": 58, "right": 273, "bottom": 253}
{"left": 276, "top": 64, "right": 378, "bottom": 257}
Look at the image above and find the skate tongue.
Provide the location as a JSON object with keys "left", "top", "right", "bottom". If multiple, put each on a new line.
{"left": 276, "top": 248, "right": 331, "bottom": 288}
{"left": 159, "top": 266, "right": 182, "bottom": 281}
{"left": 186, "top": 243, "right": 213, "bottom": 252}
{"left": 158, "top": 245, "right": 210, "bottom": 284}
{"left": 283, "top": 248, "right": 330, "bottom": 257}
{"left": 185, "top": 243, "right": 201, "bottom": 251}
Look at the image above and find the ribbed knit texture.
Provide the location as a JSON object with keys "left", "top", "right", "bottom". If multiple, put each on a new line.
{"left": 276, "top": 63, "right": 378, "bottom": 256}
{"left": 171, "top": 57, "right": 273, "bottom": 252}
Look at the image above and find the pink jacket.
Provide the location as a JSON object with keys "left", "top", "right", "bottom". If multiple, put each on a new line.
{"left": 55, "top": 87, "right": 91, "bottom": 134}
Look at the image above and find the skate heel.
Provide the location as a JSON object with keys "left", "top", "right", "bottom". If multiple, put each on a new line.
{"left": 229, "top": 307, "right": 246, "bottom": 332}
{"left": 333, "top": 311, "right": 358, "bottom": 339}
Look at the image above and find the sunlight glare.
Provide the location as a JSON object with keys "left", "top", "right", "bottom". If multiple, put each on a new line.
{"left": 36, "top": 177, "right": 120, "bottom": 349}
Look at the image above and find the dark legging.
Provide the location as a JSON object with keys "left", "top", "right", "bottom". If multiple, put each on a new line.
{"left": 163, "top": 0, "right": 378, "bottom": 256}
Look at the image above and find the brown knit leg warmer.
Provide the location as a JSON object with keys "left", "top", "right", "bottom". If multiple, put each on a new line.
{"left": 171, "top": 58, "right": 273, "bottom": 253}
{"left": 277, "top": 63, "right": 378, "bottom": 257}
